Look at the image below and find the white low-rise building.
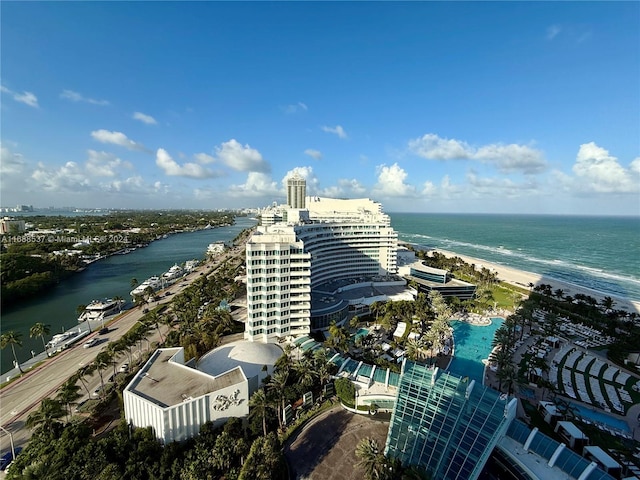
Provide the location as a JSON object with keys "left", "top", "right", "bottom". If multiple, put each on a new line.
{"left": 123, "top": 347, "right": 249, "bottom": 444}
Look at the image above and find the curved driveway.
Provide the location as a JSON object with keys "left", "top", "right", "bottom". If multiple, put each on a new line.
{"left": 285, "top": 405, "right": 390, "bottom": 480}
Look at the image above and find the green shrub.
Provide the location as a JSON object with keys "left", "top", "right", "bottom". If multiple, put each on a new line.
{"left": 335, "top": 377, "right": 355, "bottom": 405}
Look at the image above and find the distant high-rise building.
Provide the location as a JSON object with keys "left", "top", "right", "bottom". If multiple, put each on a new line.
{"left": 286, "top": 174, "right": 306, "bottom": 209}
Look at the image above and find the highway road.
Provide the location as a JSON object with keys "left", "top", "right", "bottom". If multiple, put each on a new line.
{"left": 0, "top": 246, "right": 246, "bottom": 461}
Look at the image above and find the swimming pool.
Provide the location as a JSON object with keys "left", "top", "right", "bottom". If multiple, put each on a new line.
{"left": 570, "top": 402, "right": 631, "bottom": 433}
{"left": 354, "top": 328, "right": 369, "bottom": 341}
{"left": 448, "top": 318, "right": 504, "bottom": 384}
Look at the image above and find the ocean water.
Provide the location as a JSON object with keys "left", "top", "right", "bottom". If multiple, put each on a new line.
{"left": 389, "top": 213, "right": 640, "bottom": 302}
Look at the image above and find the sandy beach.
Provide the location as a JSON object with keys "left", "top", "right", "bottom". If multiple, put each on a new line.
{"left": 432, "top": 248, "right": 640, "bottom": 315}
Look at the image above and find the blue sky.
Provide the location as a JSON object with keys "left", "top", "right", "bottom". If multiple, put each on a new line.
{"left": 1, "top": 2, "right": 639, "bottom": 215}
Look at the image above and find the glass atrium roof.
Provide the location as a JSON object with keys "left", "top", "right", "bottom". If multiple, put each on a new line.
{"left": 385, "top": 360, "right": 515, "bottom": 480}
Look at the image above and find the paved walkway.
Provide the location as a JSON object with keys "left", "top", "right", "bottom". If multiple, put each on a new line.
{"left": 284, "top": 405, "right": 390, "bottom": 480}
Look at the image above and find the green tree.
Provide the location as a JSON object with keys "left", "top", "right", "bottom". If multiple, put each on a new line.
{"left": 335, "top": 377, "right": 355, "bottom": 405}
{"left": 29, "top": 322, "right": 51, "bottom": 355}
{"left": 238, "top": 433, "right": 285, "bottom": 480}
{"left": 355, "top": 437, "right": 400, "bottom": 480}
{"left": 26, "top": 398, "right": 66, "bottom": 433}
{"left": 56, "top": 380, "right": 81, "bottom": 420}
{"left": 1, "top": 330, "right": 24, "bottom": 373}
{"left": 267, "top": 370, "right": 289, "bottom": 429}
{"left": 249, "top": 388, "right": 271, "bottom": 437}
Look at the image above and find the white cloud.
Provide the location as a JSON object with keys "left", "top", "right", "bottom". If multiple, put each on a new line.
{"left": 421, "top": 175, "right": 464, "bottom": 199}
{"left": 321, "top": 178, "right": 367, "bottom": 198}
{"left": 281, "top": 102, "right": 308, "bottom": 114}
{"left": 304, "top": 148, "right": 323, "bottom": 160}
{"left": 60, "top": 90, "right": 109, "bottom": 106}
{"left": 474, "top": 144, "right": 546, "bottom": 174}
{"left": 91, "top": 129, "right": 145, "bottom": 151}
{"left": 408, "top": 133, "right": 547, "bottom": 174}
{"left": 321, "top": 125, "right": 348, "bottom": 139}
{"left": 570, "top": 142, "right": 640, "bottom": 193}
{"left": 408, "top": 133, "right": 470, "bottom": 160}
{"left": 194, "top": 152, "right": 216, "bottom": 164}
{"left": 32, "top": 161, "right": 91, "bottom": 192}
{"left": 465, "top": 171, "right": 540, "bottom": 198}
{"left": 215, "top": 139, "right": 270, "bottom": 173}
{"left": 0, "top": 144, "right": 27, "bottom": 174}
{"left": 229, "top": 172, "right": 280, "bottom": 197}
{"left": 1, "top": 85, "right": 39, "bottom": 108}
{"left": 155, "top": 148, "right": 219, "bottom": 178}
{"left": 372, "top": 163, "right": 417, "bottom": 197}
{"left": 546, "top": 24, "right": 561, "bottom": 40}
{"left": 85, "top": 150, "right": 132, "bottom": 177}
{"left": 132, "top": 111, "right": 157, "bottom": 125}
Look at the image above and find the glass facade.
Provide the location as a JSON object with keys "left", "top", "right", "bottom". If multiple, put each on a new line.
{"left": 385, "top": 360, "right": 516, "bottom": 480}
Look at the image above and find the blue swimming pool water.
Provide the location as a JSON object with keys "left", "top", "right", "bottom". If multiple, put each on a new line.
{"left": 448, "top": 318, "right": 504, "bottom": 384}
{"left": 354, "top": 328, "right": 369, "bottom": 341}
{"left": 570, "top": 403, "right": 631, "bottom": 433}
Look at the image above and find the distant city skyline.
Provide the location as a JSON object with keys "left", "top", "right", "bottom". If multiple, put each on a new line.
{"left": 1, "top": 2, "right": 638, "bottom": 215}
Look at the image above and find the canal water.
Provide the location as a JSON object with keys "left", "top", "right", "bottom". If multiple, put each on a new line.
{"left": 1, "top": 217, "right": 257, "bottom": 374}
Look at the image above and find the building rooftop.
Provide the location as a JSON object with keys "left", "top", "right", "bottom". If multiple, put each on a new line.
{"left": 127, "top": 348, "right": 246, "bottom": 408}
{"left": 197, "top": 340, "right": 282, "bottom": 379}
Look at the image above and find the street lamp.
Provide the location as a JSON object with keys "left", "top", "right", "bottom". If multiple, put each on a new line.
{"left": 0, "top": 425, "right": 15, "bottom": 461}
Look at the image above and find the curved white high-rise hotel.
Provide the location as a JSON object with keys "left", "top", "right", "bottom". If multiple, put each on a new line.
{"left": 245, "top": 194, "right": 399, "bottom": 343}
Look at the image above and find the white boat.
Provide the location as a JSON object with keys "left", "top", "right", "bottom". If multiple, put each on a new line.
{"left": 78, "top": 298, "right": 124, "bottom": 323}
{"left": 46, "top": 332, "right": 74, "bottom": 350}
{"left": 130, "top": 276, "right": 164, "bottom": 297}
{"left": 162, "top": 264, "right": 184, "bottom": 282}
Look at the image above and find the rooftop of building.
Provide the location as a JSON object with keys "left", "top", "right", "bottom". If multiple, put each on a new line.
{"left": 311, "top": 276, "right": 413, "bottom": 313}
{"left": 405, "top": 273, "right": 475, "bottom": 289}
{"left": 197, "top": 340, "right": 283, "bottom": 379}
{"left": 503, "top": 419, "right": 615, "bottom": 480}
{"left": 126, "top": 348, "right": 246, "bottom": 408}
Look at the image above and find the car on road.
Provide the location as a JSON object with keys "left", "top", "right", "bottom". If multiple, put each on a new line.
{"left": 0, "top": 447, "right": 22, "bottom": 470}
{"left": 83, "top": 337, "right": 98, "bottom": 348}
{"left": 98, "top": 327, "right": 109, "bottom": 335}
{"left": 119, "top": 363, "right": 129, "bottom": 373}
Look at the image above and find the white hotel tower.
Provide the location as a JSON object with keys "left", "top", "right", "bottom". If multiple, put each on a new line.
{"left": 245, "top": 184, "right": 399, "bottom": 343}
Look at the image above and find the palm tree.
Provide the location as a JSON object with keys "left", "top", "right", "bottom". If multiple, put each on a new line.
{"left": 94, "top": 351, "right": 112, "bottom": 399}
{"left": 26, "top": 398, "right": 66, "bottom": 433}
{"left": 75, "top": 365, "right": 93, "bottom": 397}
{"left": 249, "top": 388, "right": 271, "bottom": 437}
{"left": 1, "top": 331, "right": 24, "bottom": 373}
{"left": 112, "top": 295, "right": 124, "bottom": 311}
{"left": 56, "top": 380, "right": 81, "bottom": 420}
{"left": 267, "top": 370, "right": 288, "bottom": 429}
{"left": 130, "top": 278, "right": 138, "bottom": 289}
{"left": 328, "top": 321, "right": 349, "bottom": 353}
{"left": 293, "top": 355, "right": 317, "bottom": 389}
{"left": 601, "top": 296, "right": 615, "bottom": 311}
{"left": 405, "top": 338, "right": 424, "bottom": 362}
{"left": 355, "top": 437, "right": 399, "bottom": 480}
{"left": 29, "top": 322, "right": 51, "bottom": 355}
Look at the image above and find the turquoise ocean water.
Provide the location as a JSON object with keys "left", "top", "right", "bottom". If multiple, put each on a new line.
{"left": 389, "top": 213, "right": 640, "bottom": 302}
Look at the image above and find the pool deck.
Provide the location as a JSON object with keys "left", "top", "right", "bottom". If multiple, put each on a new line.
{"left": 484, "top": 324, "right": 640, "bottom": 442}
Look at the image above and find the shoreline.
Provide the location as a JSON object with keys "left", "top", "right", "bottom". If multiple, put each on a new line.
{"left": 430, "top": 248, "right": 640, "bottom": 315}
